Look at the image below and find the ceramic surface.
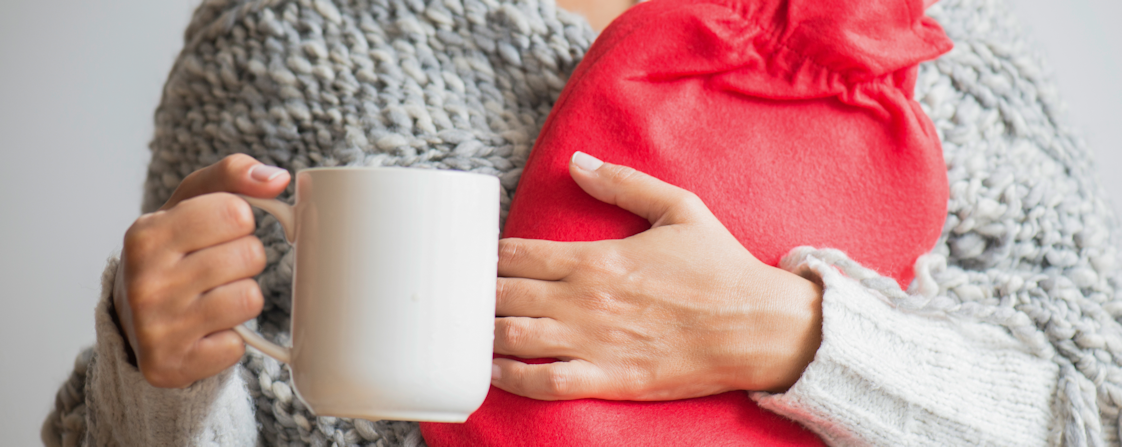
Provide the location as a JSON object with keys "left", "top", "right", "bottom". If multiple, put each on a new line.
{"left": 236, "top": 167, "right": 500, "bottom": 422}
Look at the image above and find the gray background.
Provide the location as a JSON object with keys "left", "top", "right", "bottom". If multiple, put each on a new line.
{"left": 1, "top": 0, "right": 1118, "bottom": 444}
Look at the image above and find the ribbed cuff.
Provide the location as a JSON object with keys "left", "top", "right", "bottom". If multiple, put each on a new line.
{"left": 753, "top": 252, "right": 1060, "bottom": 446}
{"left": 83, "top": 257, "right": 259, "bottom": 446}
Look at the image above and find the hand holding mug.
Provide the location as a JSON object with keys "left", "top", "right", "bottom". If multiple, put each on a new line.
{"left": 114, "top": 154, "right": 290, "bottom": 388}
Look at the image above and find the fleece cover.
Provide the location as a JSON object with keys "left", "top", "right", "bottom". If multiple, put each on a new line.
{"left": 424, "top": 0, "right": 952, "bottom": 444}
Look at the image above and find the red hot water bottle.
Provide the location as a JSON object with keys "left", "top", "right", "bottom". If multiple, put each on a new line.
{"left": 423, "top": 0, "right": 952, "bottom": 444}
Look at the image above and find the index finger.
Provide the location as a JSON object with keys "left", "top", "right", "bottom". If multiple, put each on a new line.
{"left": 160, "top": 192, "right": 258, "bottom": 254}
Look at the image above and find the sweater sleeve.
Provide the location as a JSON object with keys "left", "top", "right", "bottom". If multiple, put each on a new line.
{"left": 41, "top": 257, "right": 258, "bottom": 447}
{"left": 753, "top": 250, "right": 1061, "bottom": 446}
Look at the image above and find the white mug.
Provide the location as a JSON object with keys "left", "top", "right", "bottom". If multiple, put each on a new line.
{"left": 233, "top": 167, "right": 499, "bottom": 423}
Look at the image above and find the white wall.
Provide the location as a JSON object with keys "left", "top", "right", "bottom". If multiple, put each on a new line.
{"left": 0, "top": 0, "right": 1118, "bottom": 445}
{"left": 0, "top": 1, "right": 197, "bottom": 445}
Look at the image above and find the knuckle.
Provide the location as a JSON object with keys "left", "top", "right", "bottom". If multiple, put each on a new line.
{"left": 131, "top": 211, "right": 162, "bottom": 229}
{"left": 497, "top": 319, "right": 529, "bottom": 351}
{"left": 620, "top": 367, "right": 650, "bottom": 395}
{"left": 177, "top": 168, "right": 205, "bottom": 192}
{"left": 223, "top": 341, "right": 247, "bottom": 364}
{"left": 235, "top": 237, "right": 267, "bottom": 270}
{"left": 126, "top": 276, "right": 167, "bottom": 314}
{"left": 170, "top": 155, "right": 257, "bottom": 206}
{"left": 498, "top": 239, "right": 522, "bottom": 264}
{"left": 218, "top": 194, "right": 256, "bottom": 233}
{"left": 605, "top": 165, "right": 640, "bottom": 185}
{"left": 218, "top": 153, "right": 254, "bottom": 176}
{"left": 582, "top": 289, "right": 617, "bottom": 311}
{"left": 133, "top": 323, "right": 170, "bottom": 351}
{"left": 251, "top": 238, "right": 268, "bottom": 270}
{"left": 585, "top": 248, "right": 630, "bottom": 279}
{"left": 123, "top": 217, "right": 164, "bottom": 257}
{"left": 677, "top": 191, "right": 704, "bottom": 210}
{"left": 508, "top": 281, "right": 531, "bottom": 305}
{"left": 495, "top": 278, "right": 508, "bottom": 300}
{"left": 234, "top": 281, "right": 265, "bottom": 318}
{"left": 602, "top": 327, "right": 633, "bottom": 346}
{"left": 209, "top": 331, "right": 247, "bottom": 363}
{"left": 543, "top": 369, "right": 573, "bottom": 398}
{"left": 496, "top": 279, "right": 521, "bottom": 308}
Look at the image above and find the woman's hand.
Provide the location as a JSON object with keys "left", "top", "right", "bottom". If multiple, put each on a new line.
{"left": 491, "top": 152, "right": 824, "bottom": 401}
{"left": 114, "top": 154, "right": 290, "bottom": 388}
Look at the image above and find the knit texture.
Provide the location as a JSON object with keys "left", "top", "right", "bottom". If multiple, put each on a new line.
{"left": 758, "top": 250, "right": 1059, "bottom": 445}
{"left": 168, "top": 0, "right": 592, "bottom": 445}
{"left": 752, "top": 0, "right": 1122, "bottom": 443}
{"left": 41, "top": 0, "right": 1122, "bottom": 445}
{"left": 42, "top": 259, "right": 258, "bottom": 447}
{"left": 52, "top": 0, "right": 593, "bottom": 445}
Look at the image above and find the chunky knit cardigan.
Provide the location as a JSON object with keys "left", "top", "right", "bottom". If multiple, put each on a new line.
{"left": 42, "top": 0, "right": 1122, "bottom": 445}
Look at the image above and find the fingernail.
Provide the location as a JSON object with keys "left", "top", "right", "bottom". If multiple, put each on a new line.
{"left": 250, "top": 165, "right": 287, "bottom": 182}
{"left": 571, "top": 151, "right": 604, "bottom": 172}
{"left": 491, "top": 363, "right": 501, "bottom": 380}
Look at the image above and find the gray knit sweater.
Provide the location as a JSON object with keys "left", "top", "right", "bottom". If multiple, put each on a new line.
{"left": 42, "top": 0, "right": 1122, "bottom": 445}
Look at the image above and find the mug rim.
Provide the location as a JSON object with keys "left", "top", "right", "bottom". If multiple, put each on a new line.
{"left": 296, "top": 166, "right": 495, "bottom": 181}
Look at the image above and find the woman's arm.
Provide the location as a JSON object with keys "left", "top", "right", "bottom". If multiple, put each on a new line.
{"left": 491, "top": 0, "right": 1122, "bottom": 444}
{"left": 756, "top": 249, "right": 1061, "bottom": 446}
{"left": 45, "top": 0, "right": 596, "bottom": 444}
{"left": 489, "top": 154, "right": 1064, "bottom": 445}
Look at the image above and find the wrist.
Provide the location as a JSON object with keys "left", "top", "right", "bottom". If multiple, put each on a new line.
{"left": 724, "top": 264, "right": 823, "bottom": 393}
{"left": 768, "top": 267, "right": 823, "bottom": 391}
{"left": 110, "top": 263, "right": 139, "bottom": 367}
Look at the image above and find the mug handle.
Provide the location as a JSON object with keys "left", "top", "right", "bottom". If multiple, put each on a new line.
{"left": 231, "top": 194, "right": 296, "bottom": 364}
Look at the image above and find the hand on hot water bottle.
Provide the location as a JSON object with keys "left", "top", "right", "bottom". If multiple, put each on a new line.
{"left": 491, "top": 151, "right": 825, "bottom": 399}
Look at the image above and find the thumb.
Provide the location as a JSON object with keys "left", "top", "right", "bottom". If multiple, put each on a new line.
{"left": 160, "top": 154, "right": 290, "bottom": 210}
{"left": 568, "top": 151, "right": 705, "bottom": 227}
